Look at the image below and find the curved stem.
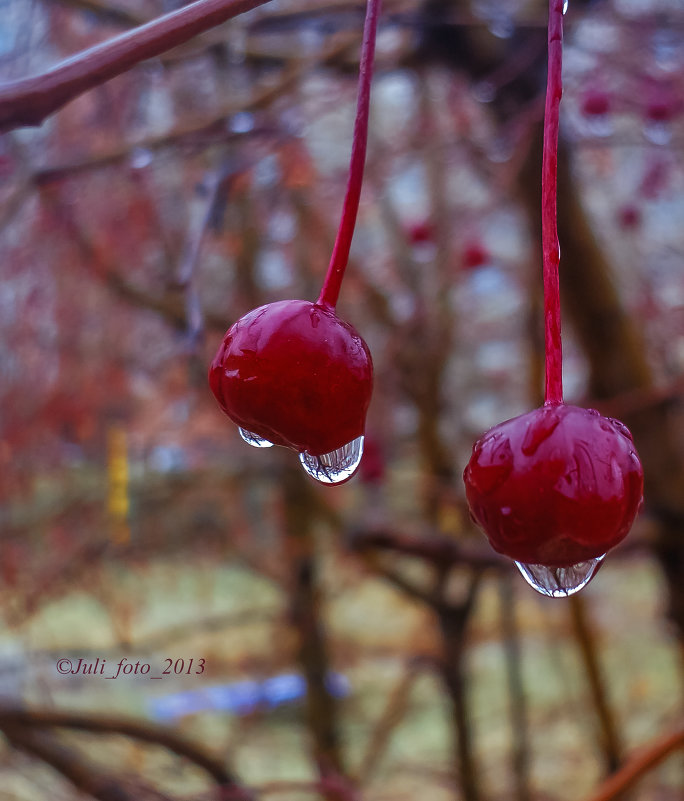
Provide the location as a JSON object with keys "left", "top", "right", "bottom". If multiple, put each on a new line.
{"left": 542, "top": 0, "right": 564, "bottom": 404}
{"left": 317, "top": 0, "right": 381, "bottom": 310}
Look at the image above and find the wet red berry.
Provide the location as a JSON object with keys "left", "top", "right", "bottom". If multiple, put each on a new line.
{"left": 209, "top": 300, "right": 373, "bottom": 457}
{"left": 463, "top": 404, "right": 644, "bottom": 568}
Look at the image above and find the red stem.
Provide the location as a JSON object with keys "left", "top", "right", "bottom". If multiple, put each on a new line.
{"left": 317, "top": 0, "right": 381, "bottom": 310}
{"left": 542, "top": 0, "right": 564, "bottom": 405}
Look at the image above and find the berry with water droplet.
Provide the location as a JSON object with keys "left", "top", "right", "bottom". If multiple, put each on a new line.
{"left": 209, "top": 299, "right": 373, "bottom": 467}
{"left": 463, "top": 404, "right": 644, "bottom": 568}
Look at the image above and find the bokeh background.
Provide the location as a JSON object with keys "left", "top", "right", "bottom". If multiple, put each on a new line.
{"left": 1, "top": 0, "right": 684, "bottom": 799}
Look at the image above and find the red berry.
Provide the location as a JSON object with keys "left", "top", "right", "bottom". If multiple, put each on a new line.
{"left": 581, "top": 90, "right": 611, "bottom": 117}
{"left": 461, "top": 241, "right": 489, "bottom": 270}
{"left": 617, "top": 204, "right": 641, "bottom": 230}
{"left": 209, "top": 300, "right": 373, "bottom": 476}
{"left": 646, "top": 98, "right": 676, "bottom": 123}
{"left": 407, "top": 222, "right": 434, "bottom": 245}
{"left": 463, "top": 404, "right": 643, "bottom": 569}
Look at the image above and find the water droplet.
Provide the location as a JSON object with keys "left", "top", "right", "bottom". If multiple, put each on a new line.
{"left": 299, "top": 436, "right": 364, "bottom": 485}
{"left": 515, "top": 555, "right": 605, "bottom": 597}
{"left": 129, "top": 147, "right": 153, "bottom": 169}
{"left": 228, "top": 112, "right": 255, "bottom": 134}
{"left": 239, "top": 428, "right": 273, "bottom": 448}
{"left": 562, "top": 0, "right": 568, "bottom": 15}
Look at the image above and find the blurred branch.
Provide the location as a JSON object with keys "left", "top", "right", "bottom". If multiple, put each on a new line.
{"left": 349, "top": 522, "right": 489, "bottom": 800}
{"left": 582, "top": 725, "right": 684, "bottom": 801}
{"left": 354, "top": 660, "right": 421, "bottom": 783}
{"left": 568, "top": 595, "right": 623, "bottom": 774}
{"left": 39, "top": 185, "right": 233, "bottom": 333}
{"left": 435, "top": 572, "right": 483, "bottom": 801}
{"left": 174, "top": 166, "right": 240, "bottom": 345}
{"left": 0, "top": 0, "right": 274, "bottom": 132}
{"left": 0, "top": 707, "right": 251, "bottom": 794}
{"left": 349, "top": 527, "right": 505, "bottom": 570}
{"left": 0, "top": 722, "right": 170, "bottom": 801}
{"left": 44, "top": 0, "right": 148, "bottom": 27}
{"left": 498, "top": 574, "right": 531, "bottom": 801}
{"left": 281, "top": 463, "right": 347, "bottom": 786}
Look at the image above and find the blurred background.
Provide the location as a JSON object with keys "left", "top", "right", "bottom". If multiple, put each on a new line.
{"left": 1, "top": 0, "right": 684, "bottom": 799}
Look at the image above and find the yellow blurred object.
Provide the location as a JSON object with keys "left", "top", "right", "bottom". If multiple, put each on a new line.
{"left": 107, "top": 425, "right": 130, "bottom": 544}
{"left": 438, "top": 501, "right": 463, "bottom": 538}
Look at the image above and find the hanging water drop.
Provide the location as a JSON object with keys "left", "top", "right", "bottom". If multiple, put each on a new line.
{"left": 239, "top": 428, "right": 273, "bottom": 448}
{"left": 515, "top": 555, "right": 605, "bottom": 598}
{"left": 299, "top": 436, "right": 364, "bottom": 485}
{"left": 562, "top": 0, "right": 568, "bottom": 14}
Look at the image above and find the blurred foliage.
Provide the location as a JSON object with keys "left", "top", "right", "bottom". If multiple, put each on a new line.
{"left": 1, "top": 0, "right": 684, "bottom": 800}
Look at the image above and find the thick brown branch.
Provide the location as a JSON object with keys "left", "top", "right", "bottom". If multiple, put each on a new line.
{"left": 0, "top": 0, "right": 273, "bottom": 132}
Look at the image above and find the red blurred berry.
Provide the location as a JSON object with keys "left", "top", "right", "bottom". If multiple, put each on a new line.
{"left": 407, "top": 221, "right": 434, "bottom": 245}
{"left": 617, "top": 204, "right": 641, "bottom": 230}
{"left": 463, "top": 404, "right": 643, "bottom": 568}
{"left": 209, "top": 300, "right": 373, "bottom": 458}
{"left": 461, "top": 241, "right": 489, "bottom": 270}
{"left": 581, "top": 90, "right": 611, "bottom": 117}
{"left": 646, "top": 98, "right": 676, "bottom": 123}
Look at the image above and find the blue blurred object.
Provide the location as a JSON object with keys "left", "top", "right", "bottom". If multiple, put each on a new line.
{"left": 148, "top": 672, "right": 350, "bottom": 722}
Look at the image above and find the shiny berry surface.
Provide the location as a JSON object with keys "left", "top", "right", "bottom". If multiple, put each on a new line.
{"left": 209, "top": 300, "right": 373, "bottom": 456}
{"left": 463, "top": 404, "right": 644, "bottom": 567}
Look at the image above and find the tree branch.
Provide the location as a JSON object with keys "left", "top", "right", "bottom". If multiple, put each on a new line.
{"left": 0, "top": 723, "right": 168, "bottom": 801}
{"left": 348, "top": 527, "right": 506, "bottom": 570}
{"left": 0, "top": 0, "right": 273, "bottom": 132}
{"left": 582, "top": 725, "right": 684, "bottom": 801}
{"left": 0, "top": 707, "right": 250, "bottom": 794}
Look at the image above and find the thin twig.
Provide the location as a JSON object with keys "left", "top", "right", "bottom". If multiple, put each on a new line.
{"left": 354, "top": 661, "right": 421, "bottom": 783}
